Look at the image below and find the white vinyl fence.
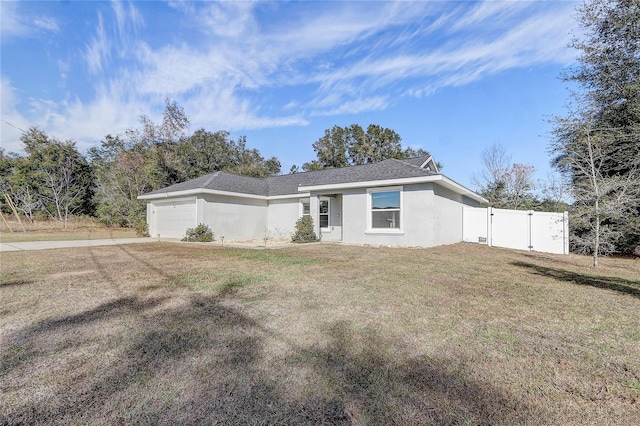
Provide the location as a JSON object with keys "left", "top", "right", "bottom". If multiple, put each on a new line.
{"left": 463, "top": 207, "right": 569, "bottom": 255}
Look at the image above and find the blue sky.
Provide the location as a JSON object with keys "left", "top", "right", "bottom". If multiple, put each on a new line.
{"left": 1, "top": 1, "right": 579, "bottom": 190}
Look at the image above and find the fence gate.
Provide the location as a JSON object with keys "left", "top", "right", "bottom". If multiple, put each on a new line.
{"left": 463, "top": 207, "right": 569, "bottom": 255}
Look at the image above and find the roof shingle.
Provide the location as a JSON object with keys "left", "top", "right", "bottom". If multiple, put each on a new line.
{"left": 142, "top": 155, "right": 438, "bottom": 197}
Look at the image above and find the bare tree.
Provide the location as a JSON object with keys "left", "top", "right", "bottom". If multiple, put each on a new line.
{"left": 502, "top": 163, "right": 536, "bottom": 209}
{"left": 539, "top": 172, "right": 571, "bottom": 212}
{"left": 551, "top": 114, "right": 640, "bottom": 266}
{"left": 473, "top": 144, "right": 536, "bottom": 209}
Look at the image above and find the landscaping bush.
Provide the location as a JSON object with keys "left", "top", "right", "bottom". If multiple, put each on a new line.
{"left": 182, "top": 224, "right": 215, "bottom": 242}
{"left": 291, "top": 215, "right": 318, "bottom": 243}
{"left": 135, "top": 219, "right": 149, "bottom": 237}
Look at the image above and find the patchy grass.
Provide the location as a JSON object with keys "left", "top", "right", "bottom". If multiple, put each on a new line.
{"left": 0, "top": 216, "right": 138, "bottom": 243}
{"left": 1, "top": 243, "right": 639, "bottom": 425}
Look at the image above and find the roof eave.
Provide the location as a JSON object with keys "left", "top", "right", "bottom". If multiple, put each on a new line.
{"left": 137, "top": 188, "right": 310, "bottom": 201}
{"left": 299, "top": 175, "right": 487, "bottom": 203}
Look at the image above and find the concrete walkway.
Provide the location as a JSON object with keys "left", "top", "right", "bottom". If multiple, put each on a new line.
{"left": 0, "top": 237, "right": 157, "bottom": 252}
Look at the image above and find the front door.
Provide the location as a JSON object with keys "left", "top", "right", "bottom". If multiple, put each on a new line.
{"left": 319, "top": 195, "right": 342, "bottom": 241}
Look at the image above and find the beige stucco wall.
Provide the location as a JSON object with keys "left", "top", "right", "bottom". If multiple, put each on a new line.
{"left": 200, "top": 194, "right": 268, "bottom": 240}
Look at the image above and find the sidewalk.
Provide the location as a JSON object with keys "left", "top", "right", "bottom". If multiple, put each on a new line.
{"left": 0, "top": 237, "right": 156, "bottom": 252}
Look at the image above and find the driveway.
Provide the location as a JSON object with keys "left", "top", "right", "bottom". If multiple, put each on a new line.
{"left": 0, "top": 237, "right": 157, "bottom": 252}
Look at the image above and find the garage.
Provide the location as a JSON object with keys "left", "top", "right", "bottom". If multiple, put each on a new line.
{"left": 149, "top": 198, "right": 196, "bottom": 239}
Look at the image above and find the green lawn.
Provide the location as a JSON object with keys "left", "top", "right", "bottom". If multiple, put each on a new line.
{"left": 1, "top": 243, "right": 639, "bottom": 425}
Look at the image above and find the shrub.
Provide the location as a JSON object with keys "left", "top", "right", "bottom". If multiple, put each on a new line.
{"left": 182, "top": 224, "right": 215, "bottom": 242}
{"left": 291, "top": 215, "right": 318, "bottom": 243}
{"left": 135, "top": 219, "right": 149, "bottom": 237}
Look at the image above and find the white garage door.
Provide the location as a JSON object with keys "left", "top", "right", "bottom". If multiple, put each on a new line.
{"left": 151, "top": 200, "right": 196, "bottom": 239}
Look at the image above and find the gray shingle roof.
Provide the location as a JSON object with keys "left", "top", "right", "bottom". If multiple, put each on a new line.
{"left": 142, "top": 155, "right": 438, "bottom": 197}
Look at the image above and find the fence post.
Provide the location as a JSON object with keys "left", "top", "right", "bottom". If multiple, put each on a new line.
{"left": 563, "top": 211, "right": 569, "bottom": 255}
{"left": 487, "top": 206, "right": 493, "bottom": 247}
{"left": 528, "top": 210, "right": 534, "bottom": 251}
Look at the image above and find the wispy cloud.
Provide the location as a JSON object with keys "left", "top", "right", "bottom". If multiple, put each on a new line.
{"left": 1, "top": 79, "right": 32, "bottom": 153}
{"left": 0, "top": 2, "right": 59, "bottom": 39}
{"left": 4, "top": 1, "right": 578, "bottom": 151}
{"left": 84, "top": 13, "right": 111, "bottom": 75}
{"left": 34, "top": 16, "right": 59, "bottom": 32}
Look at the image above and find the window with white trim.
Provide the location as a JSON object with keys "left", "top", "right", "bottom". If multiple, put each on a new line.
{"left": 319, "top": 199, "right": 329, "bottom": 228}
{"left": 370, "top": 189, "right": 401, "bottom": 229}
{"left": 302, "top": 201, "right": 310, "bottom": 215}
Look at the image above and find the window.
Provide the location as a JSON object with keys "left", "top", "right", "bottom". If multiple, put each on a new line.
{"left": 319, "top": 199, "right": 329, "bottom": 228}
{"left": 370, "top": 189, "right": 400, "bottom": 229}
{"left": 302, "top": 202, "right": 310, "bottom": 215}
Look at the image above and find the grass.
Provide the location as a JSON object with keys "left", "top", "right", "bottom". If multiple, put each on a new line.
{"left": 0, "top": 217, "right": 138, "bottom": 243}
{"left": 1, "top": 243, "right": 639, "bottom": 425}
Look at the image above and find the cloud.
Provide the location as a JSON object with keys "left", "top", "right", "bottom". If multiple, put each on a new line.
{"left": 0, "top": 2, "right": 59, "bottom": 39}
{"left": 2, "top": 1, "right": 579, "bottom": 153}
{"left": 311, "top": 97, "right": 389, "bottom": 117}
{"left": 84, "top": 13, "right": 111, "bottom": 75}
{"left": 34, "top": 16, "right": 59, "bottom": 32}
{"left": 1, "top": 79, "right": 32, "bottom": 153}
{"left": 305, "top": 2, "right": 576, "bottom": 109}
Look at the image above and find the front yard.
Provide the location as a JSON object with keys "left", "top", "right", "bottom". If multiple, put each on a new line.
{"left": 1, "top": 243, "right": 639, "bottom": 424}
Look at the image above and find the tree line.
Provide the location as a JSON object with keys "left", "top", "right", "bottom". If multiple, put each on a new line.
{"left": 0, "top": 101, "right": 425, "bottom": 232}
{"left": 0, "top": 100, "right": 281, "bottom": 230}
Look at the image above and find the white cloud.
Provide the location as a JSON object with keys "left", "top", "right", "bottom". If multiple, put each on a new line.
{"left": 34, "top": 16, "right": 59, "bottom": 32}
{"left": 84, "top": 13, "right": 111, "bottom": 75}
{"left": 1, "top": 2, "right": 59, "bottom": 39}
{"left": 306, "top": 2, "right": 576, "bottom": 107}
{"left": 311, "top": 97, "right": 388, "bottom": 117}
{"left": 2, "top": 0, "right": 579, "bottom": 153}
{"left": 1, "top": 79, "right": 32, "bottom": 153}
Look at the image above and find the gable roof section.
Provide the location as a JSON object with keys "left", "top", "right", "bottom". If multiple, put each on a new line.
{"left": 138, "top": 155, "right": 487, "bottom": 203}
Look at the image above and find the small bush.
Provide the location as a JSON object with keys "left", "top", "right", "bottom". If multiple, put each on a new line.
{"left": 135, "top": 219, "right": 149, "bottom": 237}
{"left": 291, "top": 215, "right": 318, "bottom": 243}
{"left": 182, "top": 224, "right": 215, "bottom": 242}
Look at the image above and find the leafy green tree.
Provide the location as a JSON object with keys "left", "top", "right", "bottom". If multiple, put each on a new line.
{"left": 89, "top": 135, "right": 151, "bottom": 227}
{"left": 308, "top": 124, "right": 431, "bottom": 170}
{"left": 91, "top": 101, "right": 280, "bottom": 227}
{"left": 311, "top": 125, "right": 350, "bottom": 168}
{"left": 550, "top": 0, "right": 640, "bottom": 258}
{"left": 19, "top": 127, "right": 94, "bottom": 227}
{"left": 348, "top": 124, "right": 403, "bottom": 165}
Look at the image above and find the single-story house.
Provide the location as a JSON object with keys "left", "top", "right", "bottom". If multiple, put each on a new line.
{"left": 138, "top": 155, "right": 488, "bottom": 247}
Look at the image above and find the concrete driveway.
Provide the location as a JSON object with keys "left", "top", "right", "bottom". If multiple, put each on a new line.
{"left": 0, "top": 237, "right": 157, "bottom": 252}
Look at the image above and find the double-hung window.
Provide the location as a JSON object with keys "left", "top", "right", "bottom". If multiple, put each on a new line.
{"left": 369, "top": 187, "right": 402, "bottom": 231}
{"left": 319, "top": 199, "right": 329, "bottom": 228}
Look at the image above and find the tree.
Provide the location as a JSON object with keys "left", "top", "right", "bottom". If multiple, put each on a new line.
{"left": 311, "top": 125, "right": 350, "bottom": 168}
{"left": 538, "top": 172, "right": 571, "bottom": 213}
{"left": 89, "top": 135, "right": 151, "bottom": 227}
{"left": 20, "top": 128, "right": 94, "bottom": 227}
{"left": 551, "top": 112, "right": 639, "bottom": 266}
{"left": 308, "top": 124, "right": 431, "bottom": 170}
{"left": 502, "top": 163, "right": 536, "bottom": 209}
{"left": 550, "top": 0, "right": 640, "bottom": 259}
{"left": 472, "top": 143, "right": 536, "bottom": 209}
{"left": 90, "top": 101, "right": 280, "bottom": 227}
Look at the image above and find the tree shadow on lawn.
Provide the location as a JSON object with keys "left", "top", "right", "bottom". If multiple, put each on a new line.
{"left": 511, "top": 261, "right": 640, "bottom": 298}
{"left": 0, "top": 279, "right": 34, "bottom": 288}
{"left": 2, "top": 293, "right": 542, "bottom": 425}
